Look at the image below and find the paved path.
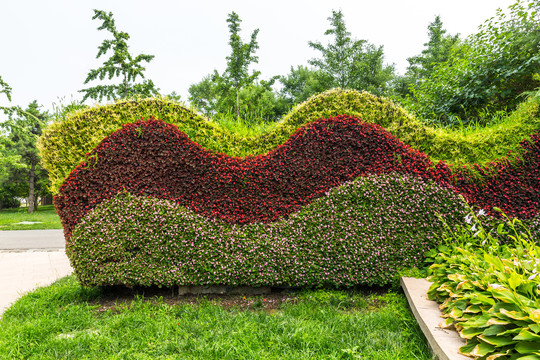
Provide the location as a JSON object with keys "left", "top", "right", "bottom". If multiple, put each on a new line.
{"left": 0, "top": 229, "right": 65, "bottom": 250}
{"left": 0, "top": 230, "right": 72, "bottom": 317}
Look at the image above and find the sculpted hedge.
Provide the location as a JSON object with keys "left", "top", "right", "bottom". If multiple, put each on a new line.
{"left": 56, "top": 116, "right": 540, "bottom": 242}
{"left": 69, "top": 174, "right": 468, "bottom": 288}
{"left": 38, "top": 89, "right": 540, "bottom": 194}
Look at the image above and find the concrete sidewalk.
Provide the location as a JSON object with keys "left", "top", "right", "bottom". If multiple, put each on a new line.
{"left": 0, "top": 229, "right": 65, "bottom": 250}
{"left": 0, "top": 250, "right": 73, "bottom": 316}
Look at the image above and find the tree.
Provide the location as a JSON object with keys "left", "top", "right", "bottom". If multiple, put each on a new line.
{"left": 0, "top": 75, "right": 13, "bottom": 114}
{"left": 224, "top": 12, "right": 261, "bottom": 118}
{"left": 0, "top": 75, "right": 22, "bottom": 192}
{"left": 1, "top": 101, "right": 50, "bottom": 213}
{"left": 80, "top": 9, "right": 159, "bottom": 103}
{"left": 409, "top": 0, "right": 540, "bottom": 124}
{"left": 308, "top": 10, "right": 394, "bottom": 96}
{"left": 189, "top": 12, "right": 286, "bottom": 121}
{"left": 407, "top": 16, "right": 460, "bottom": 81}
{"left": 279, "top": 65, "right": 327, "bottom": 106}
{"left": 393, "top": 16, "right": 460, "bottom": 99}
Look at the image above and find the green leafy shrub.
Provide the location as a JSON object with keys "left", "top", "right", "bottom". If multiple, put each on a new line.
{"left": 427, "top": 210, "right": 540, "bottom": 359}
{"left": 68, "top": 173, "right": 468, "bottom": 288}
{"left": 408, "top": 0, "right": 540, "bottom": 125}
{"left": 38, "top": 89, "right": 540, "bottom": 196}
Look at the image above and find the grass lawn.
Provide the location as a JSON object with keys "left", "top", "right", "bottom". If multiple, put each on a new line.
{"left": 0, "top": 205, "right": 62, "bottom": 230}
{"left": 0, "top": 276, "right": 433, "bottom": 360}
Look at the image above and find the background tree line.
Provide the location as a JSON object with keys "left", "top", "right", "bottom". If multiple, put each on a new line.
{"left": 1, "top": 0, "right": 538, "bottom": 211}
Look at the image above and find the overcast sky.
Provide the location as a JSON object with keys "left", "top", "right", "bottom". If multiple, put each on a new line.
{"left": 0, "top": 0, "right": 516, "bottom": 114}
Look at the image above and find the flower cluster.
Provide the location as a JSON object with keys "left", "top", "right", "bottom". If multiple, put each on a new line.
{"left": 55, "top": 116, "right": 540, "bottom": 241}
{"left": 69, "top": 173, "right": 468, "bottom": 288}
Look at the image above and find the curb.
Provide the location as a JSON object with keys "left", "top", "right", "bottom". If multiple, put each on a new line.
{"left": 401, "top": 277, "right": 469, "bottom": 360}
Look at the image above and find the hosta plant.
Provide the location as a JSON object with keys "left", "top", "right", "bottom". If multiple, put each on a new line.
{"left": 427, "top": 208, "right": 540, "bottom": 359}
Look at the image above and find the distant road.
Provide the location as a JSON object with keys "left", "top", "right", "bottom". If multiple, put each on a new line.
{"left": 0, "top": 229, "right": 65, "bottom": 250}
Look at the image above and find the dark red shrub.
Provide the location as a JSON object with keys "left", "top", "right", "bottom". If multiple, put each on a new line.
{"left": 55, "top": 116, "right": 540, "bottom": 241}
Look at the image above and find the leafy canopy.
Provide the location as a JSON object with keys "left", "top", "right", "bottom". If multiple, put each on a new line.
{"left": 1, "top": 101, "right": 51, "bottom": 212}
{"left": 79, "top": 9, "right": 159, "bottom": 103}
{"left": 408, "top": 0, "right": 540, "bottom": 125}
{"left": 189, "top": 12, "right": 284, "bottom": 121}
{"left": 308, "top": 10, "right": 394, "bottom": 96}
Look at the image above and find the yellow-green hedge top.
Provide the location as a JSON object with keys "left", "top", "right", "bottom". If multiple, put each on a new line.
{"left": 38, "top": 88, "right": 540, "bottom": 194}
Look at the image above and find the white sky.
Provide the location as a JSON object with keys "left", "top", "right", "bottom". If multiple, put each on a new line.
{"left": 0, "top": 0, "right": 516, "bottom": 113}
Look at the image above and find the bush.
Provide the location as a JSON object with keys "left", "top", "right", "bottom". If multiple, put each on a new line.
{"left": 1, "top": 196, "right": 20, "bottom": 209}
{"left": 68, "top": 173, "right": 469, "bottom": 288}
{"left": 427, "top": 210, "right": 540, "bottom": 359}
{"left": 408, "top": 0, "right": 540, "bottom": 125}
{"left": 55, "top": 116, "right": 540, "bottom": 242}
{"left": 39, "top": 89, "right": 540, "bottom": 196}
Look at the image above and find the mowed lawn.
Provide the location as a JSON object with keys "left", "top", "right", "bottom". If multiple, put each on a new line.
{"left": 0, "top": 205, "right": 62, "bottom": 230}
{"left": 0, "top": 276, "right": 433, "bottom": 360}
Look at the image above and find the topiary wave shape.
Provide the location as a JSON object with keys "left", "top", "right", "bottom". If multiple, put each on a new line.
{"left": 38, "top": 89, "right": 540, "bottom": 195}
{"left": 68, "top": 173, "right": 469, "bottom": 288}
{"left": 56, "top": 116, "right": 540, "bottom": 242}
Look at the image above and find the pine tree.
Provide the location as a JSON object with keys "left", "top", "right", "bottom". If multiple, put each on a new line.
{"left": 80, "top": 10, "right": 159, "bottom": 102}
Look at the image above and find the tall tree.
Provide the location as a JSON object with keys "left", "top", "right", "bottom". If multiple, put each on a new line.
{"left": 0, "top": 75, "right": 22, "bottom": 193}
{"left": 224, "top": 12, "right": 261, "bottom": 118}
{"left": 189, "top": 12, "right": 285, "bottom": 121}
{"left": 0, "top": 75, "right": 13, "bottom": 114}
{"left": 308, "top": 10, "right": 394, "bottom": 95}
{"left": 392, "top": 16, "right": 460, "bottom": 99}
{"left": 1, "top": 101, "right": 50, "bottom": 213}
{"left": 406, "top": 16, "right": 460, "bottom": 81}
{"left": 279, "top": 65, "right": 327, "bottom": 106}
{"left": 80, "top": 9, "right": 159, "bottom": 102}
{"left": 409, "top": 0, "right": 540, "bottom": 124}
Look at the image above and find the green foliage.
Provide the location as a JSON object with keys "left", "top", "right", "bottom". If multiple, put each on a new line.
{"left": 278, "top": 65, "right": 328, "bottom": 107}
{"left": 1, "top": 101, "right": 51, "bottom": 212}
{"left": 188, "top": 12, "right": 286, "bottom": 121}
{"left": 0, "top": 74, "right": 12, "bottom": 105}
{"left": 38, "top": 88, "right": 540, "bottom": 195}
{"left": 308, "top": 10, "right": 394, "bottom": 96}
{"left": 79, "top": 9, "right": 159, "bottom": 103}
{"left": 427, "top": 209, "right": 540, "bottom": 359}
{"left": 393, "top": 16, "right": 459, "bottom": 99}
{"left": 409, "top": 0, "right": 540, "bottom": 125}
{"left": 68, "top": 174, "right": 467, "bottom": 288}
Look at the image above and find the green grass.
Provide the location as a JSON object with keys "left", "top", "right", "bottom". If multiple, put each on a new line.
{"left": 0, "top": 205, "right": 62, "bottom": 230}
{"left": 0, "top": 276, "right": 433, "bottom": 360}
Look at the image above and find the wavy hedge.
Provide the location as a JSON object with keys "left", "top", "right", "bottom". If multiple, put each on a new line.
{"left": 38, "top": 89, "right": 540, "bottom": 194}
{"left": 55, "top": 116, "right": 540, "bottom": 242}
{"left": 68, "top": 173, "right": 469, "bottom": 288}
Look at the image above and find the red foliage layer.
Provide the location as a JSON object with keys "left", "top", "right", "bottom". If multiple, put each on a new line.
{"left": 55, "top": 116, "right": 540, "bottom": 240}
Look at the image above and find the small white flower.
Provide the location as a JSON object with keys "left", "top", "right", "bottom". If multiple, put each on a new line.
{"left": 471, "top": 223, "right": 477, "bottom": 232}
{"left": 478, "top": 209, "right": 486, "bottom": 216}
{"left": 529, "top": 273, "right": 538, "bottom": 280}
{"left": 464, "top": 214, "right": 472, "bottom": 224}
{"left": 490, "top": 284, "right": 505, "bottom": 289}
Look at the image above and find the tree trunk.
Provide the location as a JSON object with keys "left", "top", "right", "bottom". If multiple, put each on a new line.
{"left": 236, "top": 85, "right": 240, "bottom": 120}
{"left": 33, "top": 195, "right": 39, "bottom": 212}
{"left": 28, "top": 162, "right": 36, "bottom": 214}
{"left": 41, "top": 195, "right": 53, "bottom": 206}
{"left": 124, "top": 72, "right": 128, "bottom": 98}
